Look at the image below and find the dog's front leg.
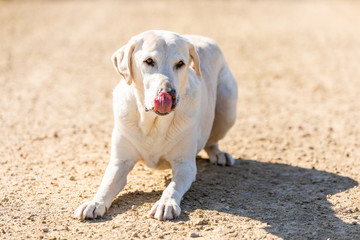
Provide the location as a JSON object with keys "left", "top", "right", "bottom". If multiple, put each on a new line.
{"left": 148, "top": 159, "right": 196, "bottom": 220}
{"left": 74, "top": 131, "right": 137, "bottom": 219}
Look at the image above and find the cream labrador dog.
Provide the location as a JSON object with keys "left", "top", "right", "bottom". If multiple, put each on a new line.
{"left": 74, "top": 30, "right": 238, "bottom": 220}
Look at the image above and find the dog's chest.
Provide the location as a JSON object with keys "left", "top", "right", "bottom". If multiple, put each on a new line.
{"left": 133, "top": 113, "right": 193, "bottom": 168}
{"left": 137, "top": 132, "right": 172, "bottom": 168}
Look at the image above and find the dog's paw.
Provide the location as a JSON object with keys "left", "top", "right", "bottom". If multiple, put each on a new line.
{"left": 207, "top": 149, "right": 235, "bottom": 166}
{"left": 147, "top": 198, "right": 181, "bottom": 221}
{"left": 74, "top": 201, "right": 107, "bottom": 220}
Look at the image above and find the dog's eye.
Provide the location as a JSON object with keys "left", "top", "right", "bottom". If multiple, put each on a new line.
{"left": 176, "top": 60, "right": 185, "bottom": 69}
{"left": 144, "top": 58, "right": 155, "bottom": 66}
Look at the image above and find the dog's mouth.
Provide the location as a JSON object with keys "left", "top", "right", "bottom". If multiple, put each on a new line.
{"left": 145, "top": 91, "right": 177, "bottom": 116}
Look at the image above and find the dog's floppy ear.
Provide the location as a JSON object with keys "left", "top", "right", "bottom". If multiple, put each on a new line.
{"left": 111, "top": 40, "right": 136, "bottom": 85}
{"left": 189, "top": 43, "right": 202, "bottom": 78}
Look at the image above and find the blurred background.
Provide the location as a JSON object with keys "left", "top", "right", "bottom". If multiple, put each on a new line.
{"left": 0, "top": 0, "right": 359, "bottom": 239}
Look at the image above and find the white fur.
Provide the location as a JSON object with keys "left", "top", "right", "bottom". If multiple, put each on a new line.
{"left": 74, "top": 30, "right": 238, "bottom": 220}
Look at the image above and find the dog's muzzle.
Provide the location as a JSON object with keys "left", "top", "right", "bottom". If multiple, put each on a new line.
{"left": 145, "top": 89, "right": 178, "bottom": 116}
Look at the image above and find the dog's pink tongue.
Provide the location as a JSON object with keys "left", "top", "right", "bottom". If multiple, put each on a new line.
{"left": 154, "top": 92, "right": 173, "bottom": 114}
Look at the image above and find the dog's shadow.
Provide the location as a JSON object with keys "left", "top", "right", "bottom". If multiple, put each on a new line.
{"left": 93, "top": 158, "right": 359, "bottom": 238}
{"left": 184, "top": 157, "right": 359, "bottom": 239}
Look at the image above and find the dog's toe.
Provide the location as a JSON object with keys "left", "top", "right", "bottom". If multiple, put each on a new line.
{"left": 148, "top": 199, "right": 181, "bottom": 221}
{"left": 208, "top": 150, "right": 235, "bottom": 167}
{"left": 74, "top": 201, "right": 106, "bottom": 220}
{"left": 216, "top": 153, "right": 227, "bottom": 166}
{"left": 224, "top": 152, "right": 235, "bottom": 166}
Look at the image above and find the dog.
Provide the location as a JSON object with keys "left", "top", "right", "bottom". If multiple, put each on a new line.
{"left": 74, "top": 30, "right": 238, "bottom": 220}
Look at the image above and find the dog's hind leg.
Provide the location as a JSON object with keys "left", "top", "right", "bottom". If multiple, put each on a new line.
{"left": 205, "top": 63, "right": 238, "bottom": 166}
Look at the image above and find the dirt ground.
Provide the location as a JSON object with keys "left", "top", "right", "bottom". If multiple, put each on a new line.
{"left": 1, "top": 0, "right": 360, "bottom": 239}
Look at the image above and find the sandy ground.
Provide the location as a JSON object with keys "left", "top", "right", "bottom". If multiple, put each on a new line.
{"left": 1, "top": 0, "right": 360, "bottom": 239}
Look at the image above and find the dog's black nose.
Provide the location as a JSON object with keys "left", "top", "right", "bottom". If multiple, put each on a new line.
{"left": 158, "top": 88, "right": 176, "bottom": 99}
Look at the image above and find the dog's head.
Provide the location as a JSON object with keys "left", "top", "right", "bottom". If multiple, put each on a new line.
{"left": 111, "top": 30, "right": 201, "bottom": 116}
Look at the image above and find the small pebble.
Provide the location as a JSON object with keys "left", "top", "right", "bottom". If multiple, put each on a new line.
{"left": 69, "top": 176, "right": 76, "bottom": 181}
{"left": 42, "top": 228, "right": 49, "bottom": 233}
{"left": 194, "top": 219, "right": 208, "bottom": 225}
{"left": 131, "top": 232, "right": 139, "bottom": 238}
{"left": 189, "top": 231, "right": 199, "bottom": 238}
